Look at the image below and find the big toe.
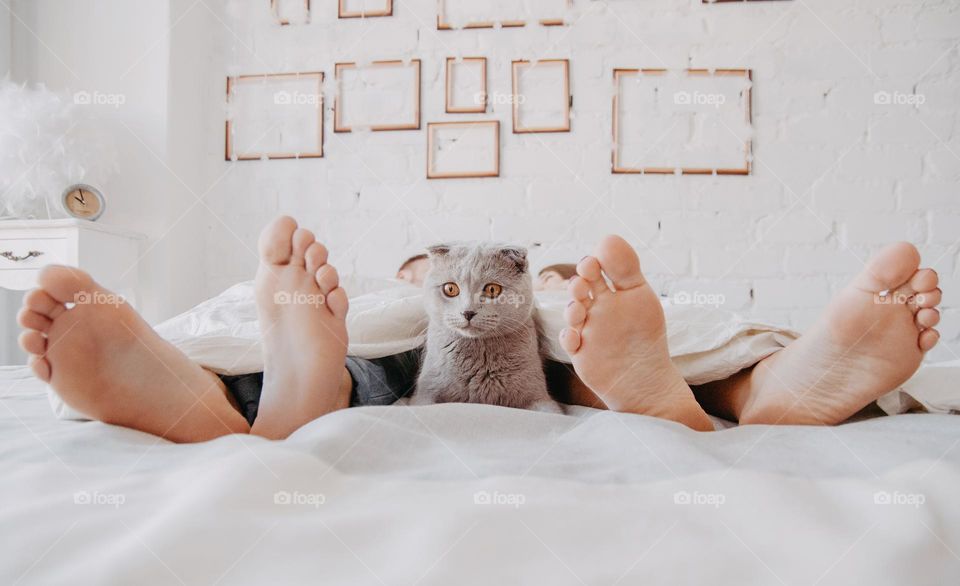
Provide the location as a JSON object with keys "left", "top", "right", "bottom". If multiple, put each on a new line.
{"left": 855, "top": 242, "right": 921, "bottom": 293}
{"left": 593, "top": 235, "right": 646, "bottom": 291}
{"left": 36, "top": 265, "right": 96, "bottom": 305}
{"left": 259, "top": 216, "right": 298, "bottom": 265}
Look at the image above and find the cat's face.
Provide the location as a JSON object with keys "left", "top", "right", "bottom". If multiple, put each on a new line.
{"left": 423, "top": 243, "right": 534, "bottom": 339}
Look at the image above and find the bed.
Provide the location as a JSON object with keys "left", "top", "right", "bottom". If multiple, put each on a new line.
{"left": 3, "top": 283, "right": 960, "bottom": 584}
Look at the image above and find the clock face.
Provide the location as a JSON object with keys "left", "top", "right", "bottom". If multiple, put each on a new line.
{"left": 62, "top": 184, "right": 105, "bottom": 221}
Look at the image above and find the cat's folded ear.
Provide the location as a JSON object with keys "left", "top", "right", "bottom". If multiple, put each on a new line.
{"left": 498, "top": 246, "right": 528, "bottom": 274}
{"left": 426, "top": 244, "right": 451, "bottom": 258}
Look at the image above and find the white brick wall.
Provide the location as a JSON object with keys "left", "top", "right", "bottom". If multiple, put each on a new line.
{"left": 207, "top": 0, "right": 960, "bottom": 361}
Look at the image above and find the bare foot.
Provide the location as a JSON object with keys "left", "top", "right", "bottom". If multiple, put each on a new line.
{"left": 249, "top": 216, "right": 351, "bottom": 439}
{"left": 17, "top": 267, "right": 249, "bottom": 442}
{"left": 741, "top": 242, "right": 942, "bottom": 425}
{"left": 559, "top": 236, "right": 714, "bottom": 431}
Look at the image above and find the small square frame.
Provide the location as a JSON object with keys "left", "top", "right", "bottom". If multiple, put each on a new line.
{"left": 339, "top": 0, "right": 393, "bottom": 18}
{"left": 437, "top": 0, "right": 569, "bottom": 30}
{"left": 271, "top": 0, "right": 311, "bottom": 25}
{"left": 446, "top": 57, "right": 488, "bottom": 114}
{"left": 427, "top": 121, "right": 501, "bottom": 179}
{"left": 512, "top": 59, "right": 571, "bottom": 134}
{"left": 611, "top": 68, "right": 752, "bottom": 175}
{"left": 225, "top": 71, "right": 324, "bottom": 161}
{"left": 334, "top": 59, "right": 421, "bottom": 132}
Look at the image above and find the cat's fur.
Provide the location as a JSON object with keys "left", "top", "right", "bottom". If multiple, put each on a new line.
{"left": 410, "top": 243, "right": 563, "bottom": 413}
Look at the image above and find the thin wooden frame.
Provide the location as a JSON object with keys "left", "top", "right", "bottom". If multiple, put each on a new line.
{"left": 225, "top": 71, "right": 324, "bottom": 161}
{"left": 271, "top": 0, "right": 310, "bottom": 25}
{"left": 339, "top": 0, "right": 393, "bottom": 18}
{"left": 611, "top": 68, "right": 752, "bottom": 176}
{"left": 512, "top": 59, "right": 571, "bottom": 134}
{"left": 437, "top": 0, "right": 569, "bottom": 30}
{"left": 445, "top": 57, "right": 487, "bottom": 114}
{"left": 427, "top": 121, "right": 501, "bottom": 179}
{"left": 334, "top": 59, "right": 421, "bottom": 132}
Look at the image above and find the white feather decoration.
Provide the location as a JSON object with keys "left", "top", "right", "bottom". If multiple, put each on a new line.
{"left": 0, "top": 78, "right": 117, "bottom": 220}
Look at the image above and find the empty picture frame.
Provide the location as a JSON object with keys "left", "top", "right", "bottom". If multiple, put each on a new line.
{"left": 225, "top": 72, "right": 324, "bottom": 161}
{"left": 612, "top": 68, "right": 753, "bottom": 175}
{"left": 446, "top": 57, "right": 487, "bottom": 114}
{"left": 512, "top": 59, "right": 571, "bottom": 133}
{"left": 427, "top": 121, "right": 500, "bottom": 179}
{"left": 271, "top": 0, "right": 310, "bottom": 25}
{"left": 437, "top": 0, "right": 569, "bottom": 30}
{"left": 334, "top": 60, "right": 421, "bottom": 132}
{"left": 339, "top": 0, "right": 393, "bottom": 18}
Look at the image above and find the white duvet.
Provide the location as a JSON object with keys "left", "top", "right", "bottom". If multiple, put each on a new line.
{"left": 5, "top": 280, "right": 960, "bottom": 584}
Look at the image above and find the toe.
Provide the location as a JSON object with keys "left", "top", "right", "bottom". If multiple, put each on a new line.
{"left": 28, "top": 355, "right": 51, "bottom": 382}
{"left": 569, "top": 277, "right": 593, "bottom": 305}
{"left": 855, "top": 242, "right": 921, "bottom": 293}
{"left": 915, "top": 288, "right": 942, "bottom": 309}
{"left": 290, "top": 228, "right": 316, "bottom": 267}
{"left": 18, "top": 330, "right": 46, "bottom": 355}
{"left": 919, "top": 328, "right": 940, "bottom": 352}
{"left": 17, "top": 308, "right": 52, "bottom": 332}
{"left": 258, "top": 216, "right": 298, "bottom": 265}
{"left": 916, "top": 308, "right": 940, "bottom": 329}
{"left": 24, "top": 288, "right": 65, "bottom": 320}
{"left": 564, "top": 300, "right": 587, "bottom": 327}
{"left": 593, "top": 235, "right": 646, "bottom": 291}
{"left": 315, "top": 264, "right": 340, "bottom": 295}
{"left": 559, "top": 327, "right": 582, "bottom": 355}
{"left": 36, "top": 265, "right": 96, "bottom": 305}
{"left": 576, "top": 256, "right": 609, "bottom": 296}
{"left": 305, "top": 242, "right": 329, "bottom": 275}
{"left": 909, "top": 269, "right": 938, "bottom": 293}
{"left": 325, "top": 287, "right": 349, "bottom": 320}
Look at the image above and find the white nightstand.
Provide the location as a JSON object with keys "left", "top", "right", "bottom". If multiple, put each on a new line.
{"left": 0, "top": 219, "right": 144, "bottom": 365}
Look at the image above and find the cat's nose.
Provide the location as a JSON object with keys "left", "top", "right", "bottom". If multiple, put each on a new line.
{"left": 462, "top": 310, "right": 477, "bottom": 322}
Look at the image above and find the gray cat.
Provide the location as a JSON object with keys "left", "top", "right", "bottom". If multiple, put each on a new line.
{"left": 410, "top": 242, "right": 563, "bottom": 414}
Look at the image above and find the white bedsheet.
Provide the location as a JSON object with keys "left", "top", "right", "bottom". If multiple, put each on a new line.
{"left": 3, "top": 367, "right": 960, "bottom": 585}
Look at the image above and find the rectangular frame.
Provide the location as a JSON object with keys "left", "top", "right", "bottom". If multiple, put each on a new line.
{"left": 437, "top": 0, "right": 569, "bottom": 30}
{"left": 512, "top": 59, "right": 571, "bottom": 133}
{"left": 271, "top": 0, "right": 310, "bottom": 25}
{"left": 427, "top": 121, "right": 501, "bottom": 179}
{"left": 611, "top": 68, "right": 753, "bottom": 175}
{"left": 225, "top": 71, "right": 324, "bottom": 161}
{"left": 339, "top": 0, "right": 393, "bottom": 18}
{"left": 445, "top": 57, "right": 488, "bottom": 114}
{"left": 334, "top": 59, "right": 421, "bottom": 132}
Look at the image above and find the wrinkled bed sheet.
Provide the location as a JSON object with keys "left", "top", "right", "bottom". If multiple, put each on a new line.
{"left": 3, "top": 367, "right": 960, "bottom": 585}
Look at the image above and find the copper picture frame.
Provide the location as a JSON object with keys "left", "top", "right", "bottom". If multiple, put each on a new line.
{"left": 427, "top": 121, "right": 501, "bottom": 179}
{"left": 445, "top": 57, "right": 488, "bottom": 114}
{"left": 611, "top": 68, "right": 752, "bottom": 176}
{"left": 225, "top": 71, "right": 324, "bottom": 161}
{"left": 437, "top": 0, "right": 569, "bottom": 30}
{"left": 512, "top": 59, "right": 571, "bottom": 133}
{"left": 271, "top": 0, "right": 310, "bottom": 25}
{"left": 339, "top": 0, "right": 393, "bottom": 18}
{"left": 334, "top": 59, "right": 421, "bottom": 132}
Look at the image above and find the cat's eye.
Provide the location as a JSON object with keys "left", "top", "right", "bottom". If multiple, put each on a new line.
{"left": 442, "top": 282, "right": 460, "bottom": 298}
{"left": 482, "top": 283, "right": 503, "bottom": 298}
